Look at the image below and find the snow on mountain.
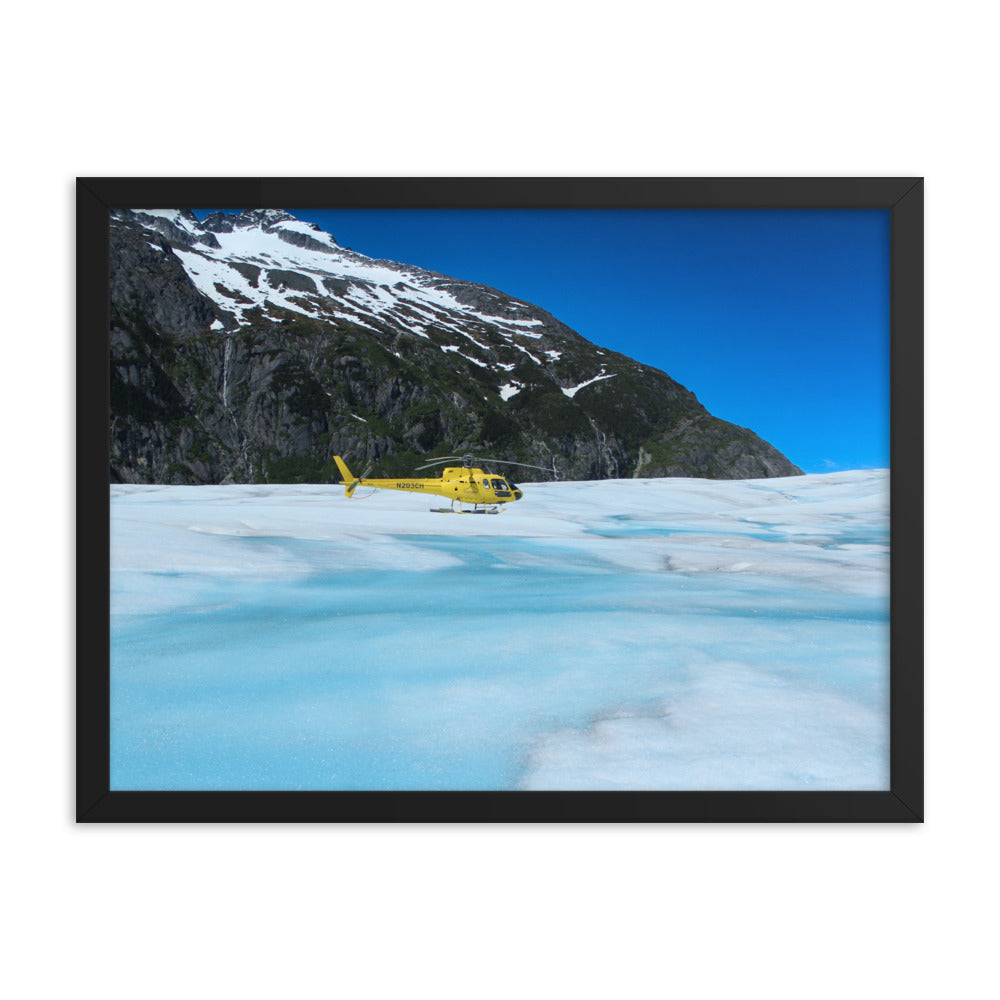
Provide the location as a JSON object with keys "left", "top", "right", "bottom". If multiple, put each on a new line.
{"left": 562, "top": 369, "right": 617, "bottom": 398}
{"left": 118, "top": 207, "right": 563, "bottom": 373}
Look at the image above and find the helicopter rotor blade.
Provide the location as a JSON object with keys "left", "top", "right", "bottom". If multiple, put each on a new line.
{"left": 472, "top": 457, "right": 558, "bottom": 474}
{"left": 413, "top": 453, "right": 559, "bottom": 476}
{"left": 414, "top": 456, "right": 464, "bottom": 471}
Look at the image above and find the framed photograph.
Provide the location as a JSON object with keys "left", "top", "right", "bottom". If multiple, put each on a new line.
{"left": 77, "top": 177, "right": 922, "bottom": 822}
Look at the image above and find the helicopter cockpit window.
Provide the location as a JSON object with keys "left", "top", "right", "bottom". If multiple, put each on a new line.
{"left": 491, "top": 478, "right": 506, "bottom": 490}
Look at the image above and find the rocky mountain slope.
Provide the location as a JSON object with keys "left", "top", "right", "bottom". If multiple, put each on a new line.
{"left": 109, "top": 208, "right": 802, "bottom": 484}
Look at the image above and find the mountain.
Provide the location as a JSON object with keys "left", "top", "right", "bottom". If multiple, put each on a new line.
{"left": 108, "top": 208, "right": 803, "bottom": 484}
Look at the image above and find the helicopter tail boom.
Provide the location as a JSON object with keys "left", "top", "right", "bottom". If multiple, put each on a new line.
{"left": 334, "top": 456, "right": 361, "bottom": 497}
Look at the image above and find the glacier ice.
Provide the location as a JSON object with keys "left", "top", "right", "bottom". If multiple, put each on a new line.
{"left": 109, "top": 471, "right": 890, "bottom": 790}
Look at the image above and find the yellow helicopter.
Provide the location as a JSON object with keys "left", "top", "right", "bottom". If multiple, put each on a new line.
{"left": 333, "top": 454, "right": 555, "bottom": 513}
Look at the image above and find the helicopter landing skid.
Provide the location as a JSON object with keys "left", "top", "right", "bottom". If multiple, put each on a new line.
{"left": 430, "top": 504, "right": 501, "bottom": 515}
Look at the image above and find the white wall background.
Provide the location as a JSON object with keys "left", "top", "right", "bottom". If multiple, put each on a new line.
{"left": 4, "top": 2, "right": 994, "bottom": 997}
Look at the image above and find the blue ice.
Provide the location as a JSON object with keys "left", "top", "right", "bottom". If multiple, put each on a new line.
{"left": 110, "top": 474, "right": 890, "bottom": 791}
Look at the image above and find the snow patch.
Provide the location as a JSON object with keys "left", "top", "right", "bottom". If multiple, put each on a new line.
{"left": 441, "top": 345, "right": 489, "bottom": 368}
{"left": 562, "top": 371, "right": 617, "bottom": 398}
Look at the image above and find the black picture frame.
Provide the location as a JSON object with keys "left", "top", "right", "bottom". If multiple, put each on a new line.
{"left": 77, "top": 177, "right": 923, "bottom": 822}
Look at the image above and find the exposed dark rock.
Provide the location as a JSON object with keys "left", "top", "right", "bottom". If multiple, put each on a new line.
{"left": 120, "top": 209, "right": 220, "bottom": 248}
{"left": 264, "top": 269, "right": 320, "bottom": 294}
{"left": 109, "top": 222, "right": 217, "bottom": 338}
{"left": 274, "top": 227, "right": 339, "bottom": 255}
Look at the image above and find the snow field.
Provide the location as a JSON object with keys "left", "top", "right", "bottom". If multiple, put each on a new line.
{"left": 110, "top": 470, "right": 889, "bottom": 790}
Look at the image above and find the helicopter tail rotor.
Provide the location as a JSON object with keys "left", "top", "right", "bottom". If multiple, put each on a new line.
{"left": 333, "top": 456, "right": 372, "bottom": 497}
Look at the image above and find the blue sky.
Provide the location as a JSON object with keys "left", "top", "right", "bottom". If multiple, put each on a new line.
{"left": 206, "top": 208, "right": 890, "bottom": 473}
